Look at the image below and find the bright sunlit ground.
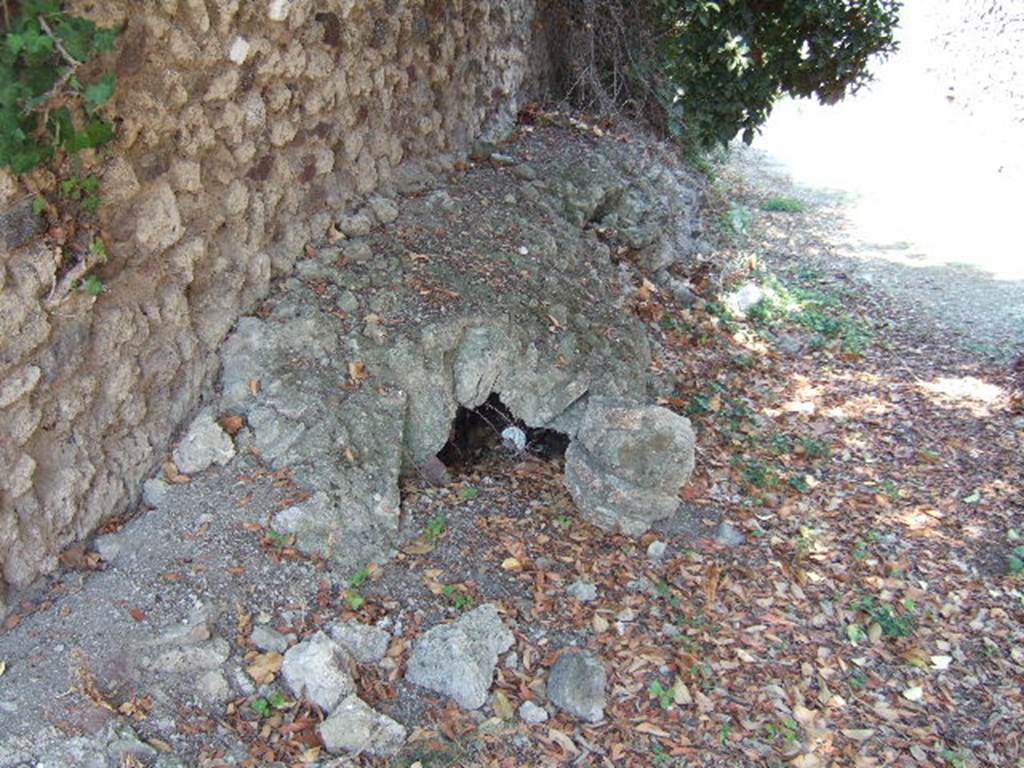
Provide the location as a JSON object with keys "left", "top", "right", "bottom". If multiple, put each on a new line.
{"left": 751, "top": 0, "right": 1023, "bottom": 282}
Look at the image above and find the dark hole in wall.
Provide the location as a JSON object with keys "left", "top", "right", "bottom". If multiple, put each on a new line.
{"left": 437, "top": 393, "right": 569, "bottom": 473}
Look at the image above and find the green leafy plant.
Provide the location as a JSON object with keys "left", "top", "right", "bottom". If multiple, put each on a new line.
{"left": 648, "top": 679, "right": 676, "bottom": 710}
{"left": 761, "top": 196, "right": 805, "bottom": 213}
{"left": 78, "top": 273, "right": 103, "bottom": 295}
{"left": 250, "top": 691, "right": 290, "bottom": 717}
{"left": 425, "top": 514, "right": 447, "bottom": 542}
{"left": 349, "top": 566, "right": 371, "bottom": 588}
{"left": 442, "top": 584, "right": 473, "bottom": 611}
{"left": 1008, "top": 546, "right": 1024, "bottom": 575}
{"left": 851, "top": 595, "right": 917, "bottom": 638}
{"left": 458, "top": 486, "right": 480, "bottom": 500}
{"left": 659, "top": 0, "right": 901, "bottom": 146}
{"left": 764, "top": 718, "right": 800, "bottom": 744}
{"left": 1, "top": 1, "right": 120, "bottom": 174}
{"left": 345, "top": 589, "right": 366, "bottom": 611}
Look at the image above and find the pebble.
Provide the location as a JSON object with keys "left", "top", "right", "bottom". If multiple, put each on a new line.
{"left": 714, "top": 520, "right": 745, "bottom": 547}
{"left": 518, "top": 700, "right": 549, "bottom": 724}
{"left": 646, "top": 540, "right": 667, "bottom": 560}
{"left": 567, "top": 579, "right": 598, "bottom": 603}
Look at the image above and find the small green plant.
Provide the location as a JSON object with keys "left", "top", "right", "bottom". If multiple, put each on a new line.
{"left": 349, "top": 566, "right": 371, "bottom": 588}
{"left": 458, "top": 486, "right": 479, "bottom": 500}
{"left": 761, "top": 196, "right": 805, "bottom": 213}
{"left": 649, "top": 680, "right": 676, "bottom": 710}
{"left": 60, "top": 173, "right": 101, "bottom": 212}
{"left": 265, "top": 529, "right": 289, "bottom": 547}
{"left": 797, "top": 437, "right": 830, "bottom": 459}
{"left": 852, "top": 596, "right": 917, "bottom": 638}
{"left": 250, "top": 690, "right": 290, "bottom": 717}
{"left": 722, "top": 201, "right": 753, "bottom": 240}
{"left": 939, "top": 749, "right": 968, "bottom": 768}
{"left": 345, "top": 589, "right": 366, "bottom": 611}
{"left": 651, "top": 742, "right": 672, "bottom": 764}
{"left": 763, "top": 718, "right": 800, "bottom": 744}
{"left": 1, "top": 2, "right": 120, "bottom": 174}
{"left": 851, "top": 539, "right": 870, "bottom": 561}
{"left": 719, "top": 719, "right": 733, "bottom": 745}
{"left": 1007, "top": 546, "right": 1024, "bottom": 575}
{"left": 875, "top": 480, "right": 900, "bottom": 501}
{"left": 554, "top": 514, "right": 573, "bottom": 531}
{"left": 848, "top": 668, "right": 868, "bottom": 690}
{"left": 425, "top": 514, "right": 447, "bottom": 542}
{"left": 78, "top": 273, "right": 103, "bottom": 296}
{"left": 442, "top": 584, "right": 473, "bottom": 611}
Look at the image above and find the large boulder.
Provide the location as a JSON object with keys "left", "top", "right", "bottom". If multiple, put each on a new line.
{"left": 564, "top": 398, "right": 695, "bottom": 535}
{"left": 405, "top": 604, "right": 514, "bottom": 710}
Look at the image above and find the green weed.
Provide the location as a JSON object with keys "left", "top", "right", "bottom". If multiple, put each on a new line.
{"left": 761, "top": 196, "right": 805, "bottom": 213}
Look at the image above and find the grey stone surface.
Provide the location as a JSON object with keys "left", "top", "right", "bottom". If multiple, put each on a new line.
{"left": 714, "top": 520, "right": 746, "bottom": 548}
{"left": 281, "top": 631, "right": 355, "bottom": 713}
{"left": 518, "top": 700, "right": 549, "bottom": 724}
{"left": 0, "top": 0, "right": 548, "bottom": 597}
{"left": 142, "top": 478, "right": 170, "bottom": 508}
{"left": 565, "top": 398, "right": 695, "bottom": 535}
{"left": 405, "top": 604, "right": 514, "bottom": 710}
{"left": 318, "top": 694, "right": 407, "bottom": 757}
{"left": 329, "top": 620, "right": 391, "bottom": 665}
{"left": 337, "top": 213, "right": 373, "bottom": 238}
{"left": 172, "top": 409, "right": 235, "bottom": 475}
{"left": 547, "top": 649, "right": 607, "bottom": 723}
{"left": 567, "top": 579, "right": 598, "bottom": 603}
{"left": 0, "top": 198, "right": 44, "bottom": 252}
{"left": 251, "top": 625, "right": 290, "bottom": 654}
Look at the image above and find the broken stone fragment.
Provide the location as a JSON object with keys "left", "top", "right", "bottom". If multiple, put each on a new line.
{"left": 337, "top": 212, "right": 373, "bottom": 237}
{"left": 714, "top": 520, "right": 745, "bottom": 547}
{"left": 281, "top": 631, "right": 354, "bottom": 712}
{"left": 567, "top": 579, "right": 598, "bottom": 603}
{"left": 405, "top": 603, "right": 513, "bottom": 710}
{"left": 518, "top": 700, "right": 549, "bottom": 724}
{"left": 564, "top": 397, "right": 695, "bottom": 535}
{"left": 368, "top": 195, "right": 399, "bottom": 224}
{"left": 328, "top": 620, "right": 391, "bottom": 664}
{"left": 172, "top": 409, "right": 235, "bottom": 475}
{"left": 547, "top": 649, "right": 607, "bottom": 723}
{"left": 251, "top": 625, "right": 290, "bottom": 654}
{"left": 318, "top": 693, "right": 407, "bottom": 756}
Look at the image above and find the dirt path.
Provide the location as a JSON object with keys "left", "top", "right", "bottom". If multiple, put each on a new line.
{"left": 738, "top": 0, "right": 1024, "bottom": 364}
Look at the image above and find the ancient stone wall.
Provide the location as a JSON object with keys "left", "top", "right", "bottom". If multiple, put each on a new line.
{"left": 0, "top": 0, "right": 546, "bottom": 604}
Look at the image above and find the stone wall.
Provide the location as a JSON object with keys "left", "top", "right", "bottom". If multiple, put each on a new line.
{"left": 0, "top": 0, "right": 546, "bottom": 606}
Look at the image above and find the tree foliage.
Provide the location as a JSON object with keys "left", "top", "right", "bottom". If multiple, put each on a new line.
{"left": 1, "top": 0, "right": 119, "bottom": 174}
{"left": 549, "top": 0, "right": 901, "bottom": 148}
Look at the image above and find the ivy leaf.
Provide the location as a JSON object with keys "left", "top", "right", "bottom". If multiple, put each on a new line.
{"left": 83, "top": 73, "right": 115, "bottom": 111}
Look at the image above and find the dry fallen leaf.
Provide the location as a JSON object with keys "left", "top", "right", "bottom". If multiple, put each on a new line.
{"left": 500, "top": 557, "right": 522, "bottom": 571}
{"left": 247, "top": 651, "right": 283, "bottom": 684}
{"left": 493, "top": 691, "right": 514, "bottom": 720}
{"left": 0, "top": 660, "right": 6, "bottom": 677}
{"left": 219, "top": 414, "right": 245, "bottom": 435}
{"left": 348, "top": 360, "right": 369, "bottom": 384}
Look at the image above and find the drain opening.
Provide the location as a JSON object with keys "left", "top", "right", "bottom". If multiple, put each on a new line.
{"left": 436, "top": 393, "right": 569, "bottom": 473}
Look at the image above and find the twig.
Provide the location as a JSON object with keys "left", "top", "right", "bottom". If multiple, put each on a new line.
{"left": 37, "top": 14, "right": 82, "bottom": 68}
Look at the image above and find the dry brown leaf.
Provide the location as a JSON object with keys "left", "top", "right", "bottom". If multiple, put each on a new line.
{"left": 348, "top": 360, "right": 369, "bottom": 384}
{"left": 247, "top": 651, "right": 283, "bottom": 684}
{"left": 493, "top": 691, "right": 514, "bottom": 720}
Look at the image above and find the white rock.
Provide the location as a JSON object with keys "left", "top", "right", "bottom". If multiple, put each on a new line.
{"left": 567, "top": 579, "right": 598, "bottom": 603}
{"left": 172, "top": 409, "right": 235, "bottom": 475}
{"left": 268, "top": 0, "right": 291, "bottom": 21}
{"left": 405, "top": 604, "right": 513, "bottom": 710}
{"left": 228, "top": 36, "right": 250, "bottom": 65}
{"left": 329, "top": 621, "right": 391, "bottom": 664}
{"left": 142, "top": 478, "right": 169, "bottom": 508}
{"left": 318, "top": 694, "right": 406, "bottom": 756}
{"left": 282, "top": 631, "right": 354, "bottom": 713}
{"left": 518, "top": 700, "right": 549, "bottom": 724}
{"left": 251, "top": 625, "right": 289, "bottom": 654}
{"left": 646, "top": 540, "right": 667, "bottom": 560}
{"left": 725, "top": 282, "right": 764, "bottom": 317}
